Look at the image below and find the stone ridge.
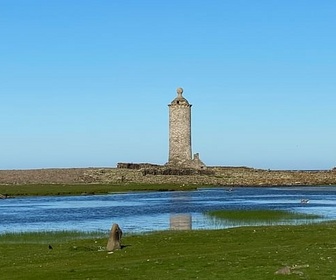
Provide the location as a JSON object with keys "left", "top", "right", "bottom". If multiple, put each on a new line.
{"left": 0, "top": 167, "right": 336, "bottom": 186}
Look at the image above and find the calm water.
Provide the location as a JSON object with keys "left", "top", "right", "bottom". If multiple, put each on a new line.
{"left": 1, "top": 186, "right": 336, "bottom": 234}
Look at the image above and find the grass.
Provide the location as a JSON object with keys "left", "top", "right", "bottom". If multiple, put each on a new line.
{"left": 206, "top": 209, "right": 321, "bottom": 221}
{"left": 0, "top": 183, "right": 198, "bottom": 197}
{"left": 1, "top": 223, "right": 336, "bottom": 279}
{"left": 205, "top": 209, "right": 322, "bottom": 228}
{"left": 0, "top": 231, "right": 106, "bottom": 244}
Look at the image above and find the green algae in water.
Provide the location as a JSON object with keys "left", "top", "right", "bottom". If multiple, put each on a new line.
{"left": 205, "top": 209, "right": 322, "bottom": 227}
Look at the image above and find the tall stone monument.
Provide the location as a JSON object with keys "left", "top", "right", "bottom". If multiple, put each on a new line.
{"left": 167, "top": 87, "right": 205, "bottom": 169}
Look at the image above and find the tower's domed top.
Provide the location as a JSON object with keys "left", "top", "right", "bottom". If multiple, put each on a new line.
{"left": 170, "top": 87, "right": 190, "bottom": 106}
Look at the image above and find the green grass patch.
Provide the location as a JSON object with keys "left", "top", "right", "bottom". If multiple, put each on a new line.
{"left": 0, "top": 231, "right": 106, "bottom": 244}
{"left": 205, "top": 209, "right": 322, "bottom": 228}
{"left": 1, "top": 223, "right": 336, "bottom": 279}
{"left": 0, "top": 183, "right": 198, "bottom": 197}
{"left": 206, "top": 209, "right": 321, "bottom": 222}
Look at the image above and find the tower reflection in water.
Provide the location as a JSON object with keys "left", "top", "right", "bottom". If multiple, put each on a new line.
{"left": 169, "top": 191, "right": 192, "bottom": 230}
{"left": 170, "top": 214, "right": 192, "bottom": 230}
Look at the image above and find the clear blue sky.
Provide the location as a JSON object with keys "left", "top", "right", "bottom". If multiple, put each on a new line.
{"left": 1, "top": 0, "right": 335, "bottom": 170}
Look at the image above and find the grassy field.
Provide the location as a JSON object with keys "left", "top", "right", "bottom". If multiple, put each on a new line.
{"left": 0, "top": 183, "right": 198, "bottom": 197}
{"left": 1, "top": 223, "right": 336, "bottom": 279}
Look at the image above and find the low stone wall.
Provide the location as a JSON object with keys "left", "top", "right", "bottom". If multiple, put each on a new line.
{"left": 140, "top": 167, "right": 214, "bottom": 176}
{"left": 116, "top": 163, "right": 161, "bottom": 169}
{"left": 0, "top": 166, "right": 336, "bottom": 186}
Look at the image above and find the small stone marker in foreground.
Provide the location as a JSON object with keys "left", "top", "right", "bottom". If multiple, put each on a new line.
{"left": 106, "top": 223, "right": 123, "bottom": 251}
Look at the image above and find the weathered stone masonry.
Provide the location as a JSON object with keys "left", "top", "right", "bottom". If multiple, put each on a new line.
{"left": 168, "top": 87, "right": 192, "bottom": 165}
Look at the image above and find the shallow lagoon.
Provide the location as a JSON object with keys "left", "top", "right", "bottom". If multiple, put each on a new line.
{"left": 1, "top": 186, "right": 336, "bottom": 233}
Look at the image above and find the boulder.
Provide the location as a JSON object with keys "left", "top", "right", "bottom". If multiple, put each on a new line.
{"left": 106, "top": 223, "right": 122, "bottom": 251}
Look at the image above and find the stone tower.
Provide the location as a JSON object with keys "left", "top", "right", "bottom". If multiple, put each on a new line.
{"left": 168, "top": 87, "right": 192, "bottom": 165}
{"left": 167, "top": 87, "right": 205, "bottom": 169}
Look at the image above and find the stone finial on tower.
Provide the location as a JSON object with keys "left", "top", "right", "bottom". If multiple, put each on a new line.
{"left": 177, "top": 87, "right": 183, "bottom": 97}
{"left": 170, "top": 87, "right": 190, "bottom": 106}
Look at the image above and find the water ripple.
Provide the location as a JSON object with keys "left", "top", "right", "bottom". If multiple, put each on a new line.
{"left": 1, "top": 186, "right": 336, "bottom": 233}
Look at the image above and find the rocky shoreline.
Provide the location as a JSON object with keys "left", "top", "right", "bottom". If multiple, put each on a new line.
{"left": 0, "top": 166, "right": 336, "bottom": 186}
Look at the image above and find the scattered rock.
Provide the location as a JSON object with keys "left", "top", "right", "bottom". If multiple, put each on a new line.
{"left": 275, "top": 266, "right": 291, "bottom": 275}
{"left": 275, "top": 264, "right": 309, "bottom": 275}
{"left": 0, "top": 167, "right": 335, "bottom": 186}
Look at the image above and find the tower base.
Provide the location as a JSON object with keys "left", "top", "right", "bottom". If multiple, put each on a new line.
{"left": 166, "top": 153, "right": 206, "bottom": 170}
